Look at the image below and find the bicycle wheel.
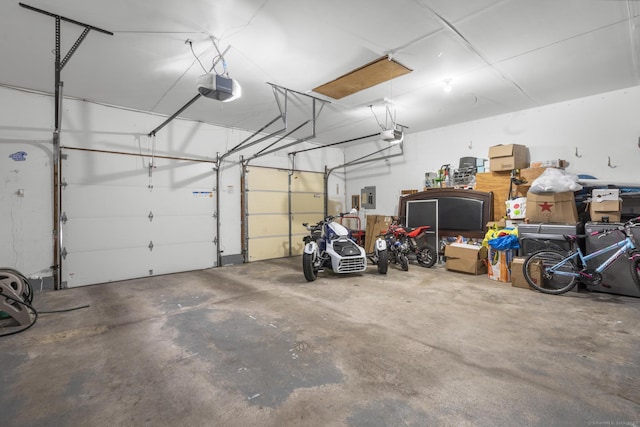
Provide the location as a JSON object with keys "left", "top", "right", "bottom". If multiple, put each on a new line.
{"left": 523, "top": 249, "right": 577, "bottom": 295}
{"left": 629, "top": 250, "right": 640, "bottom": 292}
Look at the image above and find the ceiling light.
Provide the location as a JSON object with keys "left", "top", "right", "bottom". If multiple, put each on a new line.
{"left": 443, "top": 79, "right": 453, "bottom": 93}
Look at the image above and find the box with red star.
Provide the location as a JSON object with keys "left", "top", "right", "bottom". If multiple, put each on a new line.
{"left": 526, "top": 191, "right": 578, "bottom": 224}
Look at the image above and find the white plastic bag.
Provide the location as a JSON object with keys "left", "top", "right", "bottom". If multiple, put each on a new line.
{"left": 529, "top": 168, "right": 583, "bottom": 193}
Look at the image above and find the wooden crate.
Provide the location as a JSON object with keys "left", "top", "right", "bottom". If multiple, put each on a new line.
{"left": 475, "top": 167, "right": 550, "bottom": 221}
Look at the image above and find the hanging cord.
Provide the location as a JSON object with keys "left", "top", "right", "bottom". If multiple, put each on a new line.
{"left": 209, "top": 36, "right": 229, "bottom": 76}
{"left": 370, "top": 105, "right": 386, "bottom": 130}
{"left": 187, "top": 40, "right": 208, "bottom": 73}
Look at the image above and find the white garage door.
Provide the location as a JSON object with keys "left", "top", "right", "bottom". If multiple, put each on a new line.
{"left": 61, "top": 149, "right": 216, "bottom": 287}
{"left": 245, "top": 166, "right": 324, "bottom": 261}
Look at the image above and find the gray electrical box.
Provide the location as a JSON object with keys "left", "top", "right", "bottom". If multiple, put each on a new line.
{"left": 361, "top": 186, "right": 376, "bottom": 209}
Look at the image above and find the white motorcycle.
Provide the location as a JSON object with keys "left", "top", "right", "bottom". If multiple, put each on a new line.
{"left": 302, "top": 213, "right": 388, "bottom": 282}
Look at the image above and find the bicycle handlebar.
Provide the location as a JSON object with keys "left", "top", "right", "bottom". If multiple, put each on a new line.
{"left": 590, "top": 216, "right": 640, "bottom": 239}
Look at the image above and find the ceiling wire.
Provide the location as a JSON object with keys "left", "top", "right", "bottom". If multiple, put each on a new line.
{"left": 149, "top": 56, "right": 201, "bottom": 111}
{"left": 187, "top": 40, "right": 208, "bottom": 73}
{"left": 370, "top": 105, "right": 385, "bottom": 130}
{"left": 415, "top": 0, "right": 538, "bottom": 105}
{"left": 151, "top": 38, "right": 230, "bottom": 112}
{"left": 219, "top": 0, "right": 271, "bottom": 42}
{"left": 626, "top": 0, "right": 640, "bottom": 82}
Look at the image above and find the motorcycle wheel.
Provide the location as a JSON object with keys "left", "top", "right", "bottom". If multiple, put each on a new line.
{"left": 303, "top": 252, "right": 318, "bottom": 282}
{"left": 399, "top": 254, "right": 409, "bottom": 271}
{"left": 377, "top": 249, "right": 389, "bottom": 274}
{"left": 416, "top": 245, "right": 437, "bottom": 268}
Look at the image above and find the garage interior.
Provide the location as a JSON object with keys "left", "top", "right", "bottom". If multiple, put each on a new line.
{"left": 1, "top": 1, "right": 640, "bottom": 426}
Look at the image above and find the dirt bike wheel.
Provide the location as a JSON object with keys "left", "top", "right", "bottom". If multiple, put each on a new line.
{"left": 416, "top": 246, "right": 437, "bottom": 268}
{"left": 399, "top": 254, "right": 409, "bottom": 271}
{"left": 302, "top": 252, "right": 318, "bottom": 282}
{"left": 377, "top": 250, "right": 389, "bottom": 274}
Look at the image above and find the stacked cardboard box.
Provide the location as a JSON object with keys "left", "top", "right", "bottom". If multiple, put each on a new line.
{"left": 488, "top": 144, "right": 529, "bottom": 171}
{"left": 510, "top": 257, "right": 536, "bottom": 289}
{"left": 526, "top": 191, "right": 578, "bottom": 224}
{"left": 444, "top": 243, "right": 488, "bottom": 275}
{"left": 364, "top": 215, "right": 394, "bottom": 253}
{"left": 589, "top": 199, "right": 622, "bottom": 222}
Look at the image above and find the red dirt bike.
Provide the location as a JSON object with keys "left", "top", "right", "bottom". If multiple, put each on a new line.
{"left": 385, "top": 221, "right": 437, "bottom": 268}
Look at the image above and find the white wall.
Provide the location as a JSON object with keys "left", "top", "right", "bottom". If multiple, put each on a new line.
{"left": 345, "top": 85, "right": 640, "bottom": 217}
{"left": 0, "top": 86, "right": 344, "bottom": 277}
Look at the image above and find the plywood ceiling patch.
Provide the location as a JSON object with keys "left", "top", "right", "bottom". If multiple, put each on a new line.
{"left": 313, "top": 56, "right": 412, "bottom": 99}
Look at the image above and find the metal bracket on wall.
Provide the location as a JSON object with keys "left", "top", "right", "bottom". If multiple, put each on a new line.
{"left": 148, "top": 211, "right": 154, "bottom": 222}
{"left": 61, "top": 212, "right": 68, "bottom": 225}
{"left": 148, "top": 241, "right": 154, "bottom": 251}
{"left": 20, "top": 2, "right": 113, "bottom": 291}
{"left": 61, "top": 247, "right": 67, "bottom": 259}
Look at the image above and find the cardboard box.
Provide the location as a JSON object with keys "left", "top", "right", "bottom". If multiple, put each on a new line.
{"left": 530, "top": 159, "right": 567, "bottom": 169}
{"left": 511, "top": 257, "right": 535, "bottom": 289}
{"left": 592, "top": 189, "right": 620, "bottom": 202}
{"left": 364, "top": 215, "right": 394, "bottom": 253}
{"left": 487, "top": 248, "right": 515, "bottom": 282}
{"left": 526, "top": 191, "right": 578, "bottom": 224}
{"left": 445, "top": 243, "right": 488, "bottom": 275}
{"left": 488, "top": 144, "right": 528, "bottom": 171}
{"left": 589, "top": 199, "right": 622, "bottom": 223}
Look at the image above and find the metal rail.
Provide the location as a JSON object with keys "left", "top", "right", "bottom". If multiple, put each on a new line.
{"left": 20, "top": 3, "right": 113, "bottom": 290}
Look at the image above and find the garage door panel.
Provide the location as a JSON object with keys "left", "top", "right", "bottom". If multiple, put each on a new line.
{"left": 151, "top": 188, "right": 215, "bottom": 216}
{"left": 64, "top": 217, "right": 149, "bottom": 251}
{"left": 62, "top": 149, "right": 217, "bottom": 287}
{"left": 64, "top": 248, "right": 152, "bottom": 288}
{"left": 247, "top": 191, "right": 288, "bottom": 214}
{"left": 152, "top": 216, "right": 214, "bottom": 244}
{"left": 291, "top": 214, "right": 323, "bottom": 235}
{"left": 151, "top": 159, "right": 214, "bottom": 185}
{"left": 151, "top": 242, "right": 215, "bottom": 274}
{"left": 291, "top": 193, "right": 323, "bottom": 213}
{"left": 64, "top": 151, "right": 146, "bottom": 186}
{"left": 64, "top": 185, "right": 150, "bottom": 217}
{"left": 290, "top": 237, "right": 306, "bottom": 256}
{"left": 246, "top": 167, "right": 288, "bottom": 191}
{"left": 291, "top": 172, "right": 324, "bottom": 192}
{"left": 248, "top": 236, "right": 290, "bottom": 261}
{"left": 246, "top": 167, "right": 325, "bottom": 262}
{"left": 248, "top": 214, "right": 289, "bottom": 237}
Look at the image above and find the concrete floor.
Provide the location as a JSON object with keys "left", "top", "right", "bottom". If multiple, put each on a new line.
{"left": 1, "top": 257, "right": 639, "bottom": 427}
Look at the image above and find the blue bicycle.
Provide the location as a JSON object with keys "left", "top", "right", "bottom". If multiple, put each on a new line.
{"left": 523, "top": 217, "right": 640, "bottom": 295}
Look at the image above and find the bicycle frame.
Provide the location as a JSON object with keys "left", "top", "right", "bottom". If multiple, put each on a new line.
{"left": 547, "top": 233, "right": 636, "bottom": 279}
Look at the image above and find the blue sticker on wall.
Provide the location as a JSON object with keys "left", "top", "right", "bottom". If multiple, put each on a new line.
{"left": 9, "top": 151, "right": 27, "bottom": 161}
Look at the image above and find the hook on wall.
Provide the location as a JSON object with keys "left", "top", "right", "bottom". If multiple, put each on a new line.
{"left": 574, "top": 147, "right": 582, "bottom": 158}
{"left": 468, "top": 140, "right": 473, "bottom": 149}
{"left": 607, "top": 156, "right": 617, "bottom": 168}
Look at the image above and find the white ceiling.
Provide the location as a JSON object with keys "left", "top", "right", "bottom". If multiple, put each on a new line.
{"left": 2, "top": 0, "right": 639, "bottom": 149}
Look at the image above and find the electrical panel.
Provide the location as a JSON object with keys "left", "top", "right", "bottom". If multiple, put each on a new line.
{"left": 361, "top": 186, "right": 376, "bottom": 209}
